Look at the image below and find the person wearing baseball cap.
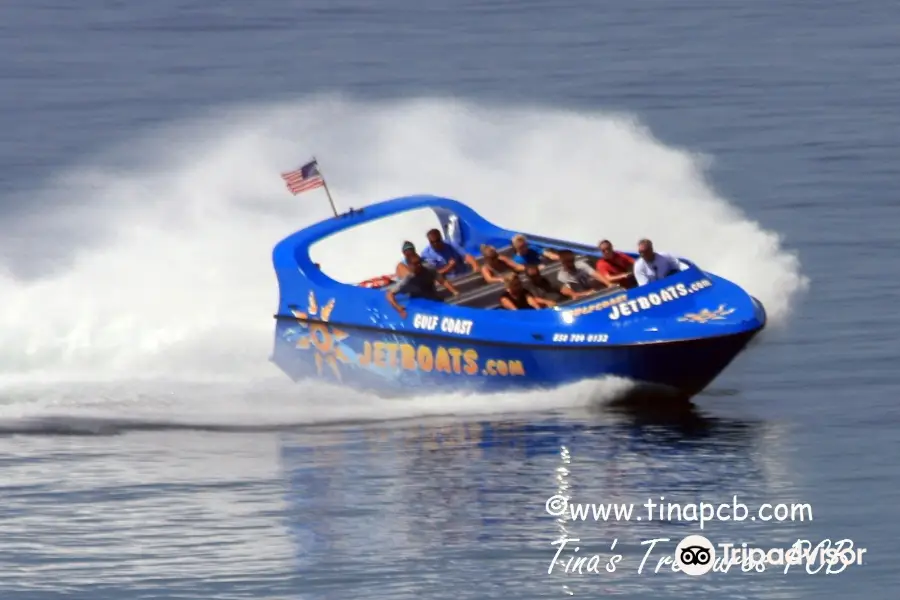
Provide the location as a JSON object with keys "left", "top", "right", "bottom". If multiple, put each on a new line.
{"left": 395, "top": 241, "right": 417, "bottom": 277}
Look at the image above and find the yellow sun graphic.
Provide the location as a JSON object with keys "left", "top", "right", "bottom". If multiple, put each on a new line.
{"left": 677, "top": 304, "right": 736, "bottom": 324}
{"left": 291, "top": 290, "right": 350, "bottom": 381}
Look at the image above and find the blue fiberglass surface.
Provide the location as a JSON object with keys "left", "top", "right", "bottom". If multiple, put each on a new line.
{"left": 270, "top": 195, "right": 766, "bottom": 395}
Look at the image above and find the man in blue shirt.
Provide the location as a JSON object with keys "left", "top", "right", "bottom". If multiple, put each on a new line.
{"left": 420, "top": 228, "right": 479, "bottom": 277}
{"left": 510, "top": 234, "right": 559, "bottom": 270}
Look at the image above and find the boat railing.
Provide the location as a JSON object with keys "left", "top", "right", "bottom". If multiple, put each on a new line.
{"left": 525, "top": 234, "right": 599, "bottom": 255}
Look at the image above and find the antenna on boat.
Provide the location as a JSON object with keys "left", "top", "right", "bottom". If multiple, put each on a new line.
{"left": 280, "top": 155, "right": 339, "bottom": 217}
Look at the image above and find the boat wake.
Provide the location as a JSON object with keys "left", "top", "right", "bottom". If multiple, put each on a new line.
{"left": 0, "top": 376, "right": 636, "bottom": 436}
{"left": 0, "top": 95, "right": 809, "bottom": 426}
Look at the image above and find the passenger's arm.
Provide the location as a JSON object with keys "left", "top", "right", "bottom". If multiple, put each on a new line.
{"left": 481, "top": 265, "right": 502, "bottom": 283}
{"left": 385, "top": 289, "right": 407, "bottom": 319}
{"left": 499, "top": 296, "right": 518, "bottom": 310}
{"left": 589, "top": 267, "right": 614, "bottom": 287}
{"left": 435, "top": 259, "right": 456, "bottom": 275}
{"left": 559, "top": 284, "right": 593, "bottom": 299}
{"left": 421, "top": 250, "right": 451, "bottom": 275}
{"left": 436, "top": 273, "right": 460, "bottom": 295}
{"left": 528, "top": 294, "right": 556, "bottom": 308}
{"left": 541, "top": 248, "right": 560, "bottom": 261}
{"left": 498, "top": 255, "right": 520, "bottom": 270}
{"left": 448, "top": 242, "right": 477, "bottom": 273}
{"left": 578, "top": 262, "right": 612, "bottom": 287}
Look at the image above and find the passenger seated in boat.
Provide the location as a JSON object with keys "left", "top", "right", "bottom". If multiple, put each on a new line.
{"left": 523, "top": 264, "right": 565, "bottom": 302}
{"left": 556, "top": 249, "right": 613, "bottom": 299}
{"left": 386, "top": 253, "right": 460, "bottom": 319}
{"left": 510, "top": 234, "right": 559, "bottom": 270}
{"left": 395, "top": 241, "right": 417, "bottom": 278}
{"left": 633, "top": 238, "right": 687, "bottom": 286}
{"left": 499, "top": 273, "right": 556, "bottom": 310}
{"left": 595, "top": 239, "right": 637, "bottom": 289}
{"left": 480, "top": 244, "right": 518, "bottom": 283}
{"left": 421, "top": 228, "right": 479, "bottom": 278}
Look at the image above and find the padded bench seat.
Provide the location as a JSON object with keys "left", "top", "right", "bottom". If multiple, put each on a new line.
{"left": 433, "top": 244, "right": 516, "bottom": 299}
{"left": 434, "top": 250, "right": 620, "bottom": 311}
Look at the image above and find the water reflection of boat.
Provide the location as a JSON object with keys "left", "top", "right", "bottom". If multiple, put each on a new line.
{"left": 276, "top": 403, "right": 801, "bottom": 588}
{"left": 405, "top": 407, "right": 750, "bottom": 455}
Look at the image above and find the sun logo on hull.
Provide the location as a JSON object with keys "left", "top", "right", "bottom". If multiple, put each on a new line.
{"left": 291, "top": 290, "right": 350, "bottom": 381}
{"left": 678, "top": 304, "right": 736, "bottom": 323}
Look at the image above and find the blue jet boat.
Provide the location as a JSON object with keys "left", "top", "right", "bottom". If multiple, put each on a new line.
{"left": 270, "top": 195, "right": 766, "bottom": 398}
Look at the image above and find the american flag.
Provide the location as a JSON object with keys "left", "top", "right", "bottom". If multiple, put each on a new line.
{"left": 281, "top": 159, "right": 325, "bottom": 195}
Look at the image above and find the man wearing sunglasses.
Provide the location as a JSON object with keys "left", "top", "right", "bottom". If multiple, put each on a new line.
{"left": 633, "top": 238, "right": 686, "bottom": 286}
{"left": 595, "top": 239, "right": 637, "bottom": 289}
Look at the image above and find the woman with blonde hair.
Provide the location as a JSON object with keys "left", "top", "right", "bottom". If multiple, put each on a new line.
{"left": 479, "top": 243, "right": 519, "bottom": 283}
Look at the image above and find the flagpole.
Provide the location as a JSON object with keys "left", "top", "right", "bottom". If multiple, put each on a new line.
{"left": 312, "top": 155, "right": 339, "bottom": 217}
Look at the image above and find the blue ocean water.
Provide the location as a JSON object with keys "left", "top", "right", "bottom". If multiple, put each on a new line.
{"left": 1, "top": 0, "right": 899, "bottom": 598}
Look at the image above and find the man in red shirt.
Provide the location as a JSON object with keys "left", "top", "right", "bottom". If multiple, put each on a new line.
{"left": 595, "top": 239, "right": 637, "bottom": 288}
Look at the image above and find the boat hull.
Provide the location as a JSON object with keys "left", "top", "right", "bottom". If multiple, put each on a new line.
{"left": 271, "top": 317, "right": 763, "bottom": 398}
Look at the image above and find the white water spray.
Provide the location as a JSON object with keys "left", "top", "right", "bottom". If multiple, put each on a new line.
{"left": 0, "top": 95, "right": 808, "bottom": 423}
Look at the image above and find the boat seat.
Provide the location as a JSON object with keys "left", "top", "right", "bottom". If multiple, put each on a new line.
{"left": 446, "top": 260, "right": 568, "bottom": 309}
{"left": 479, "top": 256, "right": 624, "bottom": 310}
{"left": 437, "top": 250, "right": 610, "bottom": 309}
{"left": 465, "top": 243, "right": 516, "bottom": 271}
{"left": 484, "top": 285, "right": 624, "bottom": 310}
{"left": 433, "top": 244, "right": 517, "bottom": 298}
{"left": 450, "top": 282, "right": 507, "bottom": 309}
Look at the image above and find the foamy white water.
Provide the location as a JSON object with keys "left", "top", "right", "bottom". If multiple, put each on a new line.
{"left": 0, "top": 95, "right": 809, "bottom": 390}
{"left": 0, "top": 376, "right": 637, "bottom": 435}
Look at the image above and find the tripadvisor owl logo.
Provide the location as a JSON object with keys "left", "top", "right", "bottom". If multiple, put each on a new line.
{"left": 675, "top": 535, "right": 715, "bottom": 576}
